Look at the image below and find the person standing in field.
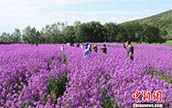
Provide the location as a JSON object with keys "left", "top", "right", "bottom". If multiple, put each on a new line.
{"left": 76, "top": 43, "right": 80, "bottom": 48}
{"left": 36, "top": 43, "right": 38, "bottom": 47}
{"left": 93, "top": 44, "right": 98, "bottom": 53}
{"left": 123, "top": 40, "right": 134, "bottom": 60}
{"left": 66, "top": 43, "right": 70, "bottom": 46}
{"left": 85, "top": 42, "right": 89, "bottom": 49}
{"left": 60, "top": 45, "right": 67, "bottom": 64}
{"left": 100, "top": 44, "right": 107, "bottom": 54}
{"left": 60, "top": 45, "right": 64, "bottom": 52}
{"left": 80, "top": 43, "right": 84, "bottom": 48}
{"left": 84, "top": 44, "right": 91, "bottom": 58}
{"left": 89, "top": 44, "right": 92, "bottom": 52}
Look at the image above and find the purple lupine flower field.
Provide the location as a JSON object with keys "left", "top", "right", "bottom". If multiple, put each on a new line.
{"left": 0, "top": 44, "right": 172, "bottom": 108}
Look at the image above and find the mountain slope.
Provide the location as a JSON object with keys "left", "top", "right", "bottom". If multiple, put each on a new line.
{"left": 131, "top": 9, "right": 172, "bottom": 39}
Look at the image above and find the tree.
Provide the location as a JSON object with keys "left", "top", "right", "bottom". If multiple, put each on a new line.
{"left": 120, "top": 22, "right": 144, "bottom": 42}
{"left": 0, "top": 32, "right": 11, "bottom": 43}
{"left": 10, "top": 28, "right": 22, "bottom": 43}
{"left": 22, "top": 26, "right": 41, "bottom": 44}
{"left": 74, "top": 23, "right": 88, "bottom": 42}
{"left": 116, "top": 25, "right": 128, "bottom": 42}
{"left": 0, "top": 21, "right": 167, "bottom": 44}
{"left": 61, "top": 26, "right": 75, "bottom": 43}
{"left": 142, "top": 24, "right": 163, "bottom": 43}
{"left": 86, "top": 21, "right": 105, "bottom": 42}
{"left": 40, "top": 23, "right": 63, "bottom": 44}
{"left": 104, "top": 22, "right": 119, "bottom": 42}
{"left": 75, "top": 21, "right": 105, "bottom": 42}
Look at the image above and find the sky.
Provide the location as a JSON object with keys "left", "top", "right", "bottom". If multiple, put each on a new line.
{"left": 0, "top": 0, "right": 171, "bottom": 34}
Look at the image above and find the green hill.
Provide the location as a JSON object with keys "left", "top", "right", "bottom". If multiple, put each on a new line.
{"left": 131, "top": 9, "right": 172, "bottom": 39}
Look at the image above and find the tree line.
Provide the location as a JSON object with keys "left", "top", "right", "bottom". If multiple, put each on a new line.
{"left": 0, "top": 21, "right": 167, "bottom": 44}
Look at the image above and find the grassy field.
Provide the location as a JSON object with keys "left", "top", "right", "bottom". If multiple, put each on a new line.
{"left": 164, "top": 40, "right": 172, "bottom": 46}
{"left": 132, "top": 40, "right": 172, "bottom": 46}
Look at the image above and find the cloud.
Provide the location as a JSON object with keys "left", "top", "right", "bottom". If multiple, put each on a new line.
{"left": 119, "top": 0, "right": 145, "bottom": 2}
{"left": 0, "top": 0, "right": 162, "bottom": 33}
{"left": 0, "top": 0, "right": 107, "bottom": 23}
{"left": 0, "top": 0, "right": 106, "bottom": 9}
{"left": 0, "top": 9, "right": 155, "bottom": 33}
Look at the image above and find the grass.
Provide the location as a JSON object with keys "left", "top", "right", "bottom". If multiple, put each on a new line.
{"left": 131, "top": 40, "right": 172, "bottom": 46}
{"left": 164, "top": 40, "right": 172, "bottom": 46}
{"left": 150, "top": 72, "right": 172, "bottom": 84}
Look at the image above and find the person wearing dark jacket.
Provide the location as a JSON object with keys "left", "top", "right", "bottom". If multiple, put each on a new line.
{"left": 123, "top": 40, "right": 134, "bottom": 60}
{"left": 93, "top": 44, "right": 98, "bottom": 53}
{"left": 100, "top": 44, "right": 107, "bottom": 54}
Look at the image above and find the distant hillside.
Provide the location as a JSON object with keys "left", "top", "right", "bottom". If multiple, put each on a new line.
{"left": 128, "top": 9, "right": 172, "bottom": 39}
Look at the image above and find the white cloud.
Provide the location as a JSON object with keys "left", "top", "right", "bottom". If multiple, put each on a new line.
{"left": 0, "top": 0, "right": 157, "bottom": 33}
{"left": 0, "top": 0, "right": 106, "bottom": 9}
{"left": 129, "top": 17, "right": 140, "bottom": 21}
